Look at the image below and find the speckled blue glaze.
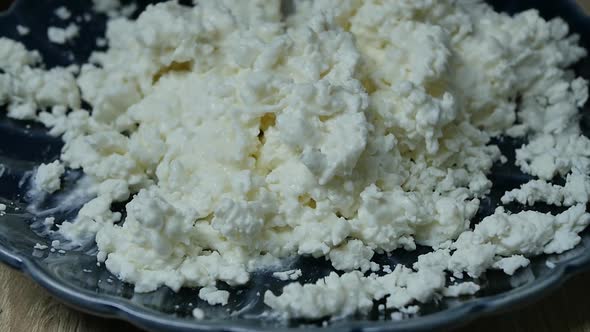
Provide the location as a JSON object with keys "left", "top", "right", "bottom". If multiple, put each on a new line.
{"left": 0, "top": 1, "right": 589, "bottom": 331}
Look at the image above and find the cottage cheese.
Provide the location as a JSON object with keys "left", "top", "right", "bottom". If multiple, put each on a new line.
{"left": 1, "top": 0, "right": 589, "bottom": 321}
{"left": 33, "top": 161, "right": 65, "bottom": 194}
{"left": 501, "top": 172, "right": 590, "bottom": 206}
{"left": 272, "top": 269, "right": 303, "bottom": 281}
{"left": 55, "top": 7, "right": 72, "bottom": 20}
{"left": 192, "top": 307, "right": 205, "bottom": 320}
{"left": 198, "top": 286, "right": 230, "bottom": 306}
{"left": 16, "top": 25, "right": 30, "bottom": 36}
{"left": 47, "top": 24, "right": 79, "bottom": 44}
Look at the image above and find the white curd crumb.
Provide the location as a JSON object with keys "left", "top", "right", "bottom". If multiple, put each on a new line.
{"left": 55, "top": 6, "right": 71, "bottom": 20}
{"left": 33, "top": 161, "right": 65, "bottom": 194}
{"left": 47, "top": 24, "right": 79, "bottom": 44}
{"left": 16, "top": 25, "right": 30, "bottom": 36}
{"left": 442, "top": 282, "right": 480, "bottom": 297}
{"left": 0, "top": 0, "right": 588, "bottom": 321}
{"left": 492, "top": 256, "right": 531, "bottom": 275}
{"left": 272, "top": 269, "right": 302, "bottom": 281}
{"left": 192, "top": 308, "right": 205, "bottom": 320}
{"left": 198, "top": 287, "right": 230, "bottom": 306}
{"left": 96, "top": 38, "right": 107, "bottom": 47}
{"left": 34, "top": 243, "right": 48, "bottom": 250}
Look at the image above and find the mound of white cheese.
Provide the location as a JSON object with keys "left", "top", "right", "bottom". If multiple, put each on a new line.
{"left": 1, "top": 0, "right": 589, "bottom": 320}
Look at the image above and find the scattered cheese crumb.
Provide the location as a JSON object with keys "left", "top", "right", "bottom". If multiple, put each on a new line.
{"left": 47, "top": 24, "right": 79, "bottom": 44}
{"left": 493, "top": 256, "right": 531, "bottom": 275}
{"left": 43, "top": 217, "right": 55, "bottom": 226}
{"left": 442, "top": 282, "right": 480, "bottom": 297}
{"left": 96, "top": 37, "right": 107, "bottom": 47}
{"left": 55, "top": 6, "right": 72, "bottom": 20}
{"left": 34, "top": 243, "right": 48, "bottom": 250}
{"left": 33, "top": 161, "right": 65, "bottom": 194}
{"left": 16, "top": 25, "right": 30, "bottom": 36}
{"left": 272, "top": 269, "right": 302, "bottom": 281}
{"left": 198, "top": 287, "right": 230, "bottom": 306}
{"left": 192, "top": 308, "right": 205, "bottom": 320}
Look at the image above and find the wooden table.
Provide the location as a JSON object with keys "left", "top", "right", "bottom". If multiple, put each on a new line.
{"left": 2, "top": 1, "right": 590, "bottom": 331}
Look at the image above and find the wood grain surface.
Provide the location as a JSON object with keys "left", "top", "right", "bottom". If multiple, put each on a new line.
{"left": 2, "top": 1, "right": 590, "bottom": 332}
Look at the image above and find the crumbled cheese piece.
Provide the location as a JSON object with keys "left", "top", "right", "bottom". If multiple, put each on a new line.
{"left": 47, "top": 24, "right": 79, "bottom": 44}
{"left": 546, "top": 260, "right": 557, "bottom": 269}
{"left": 34, "top": 243, "right": 48, "bottom": 250}
{"left": 447, "top": 205, "right": 589, "bottom": 278}
{"left": 501, "top": 172, "right": 590, "bottom": 206}
{"left": 192, "top": 308, "right": 205, "bottom": 320}
{"left": 272, "top": 269, "right": 302, "bottom": 281}
{"left": 198, "top": 286, "right": 230, "bottom": 306}
{"left": 0, "top": 204, "right": 6, "bottom": 211}
{"left": 400, "top": 305, "right": 420, "bottom": 315}
{"left": 119, "top": 3, "right": 137, "bottom": 17}
{"left": 55, "top": 6, "right": 72, "bottom": 20}
{"left": 475, "top": 205, "right": 589, "bottom": 256}
{"left": 96, "top": 38, "right": 107, "bottom": 47}
{"left": 16, "top": 25, "right": 30, "bottom": 36}
{"left": 92, "top": 0, "right": 121, "bottom": 14}
{"left": 493, "top": 256, "right": 531, "bottom": 275}
{"left": 516, "top": 134, "right": 590, "bottom": 180}
{"left": 329, "top": 240, "right": 375, "bottom": 272}
{"left": 0, "top": 37, "right": 40, "bottom": 70}
{"left": 442, "top": 282, "right": 480, "bottom": 297}
{"left": 33, "top": 161, "right": 65, "bottom": 194}
{"left": 264, "top": 272, "right": 376, "bottom": 319}
{"left": 92, "top": 0, "right": 136, "bottom": 18}
{"left": 0, "top": 38, "right": 80, "bottom": 118}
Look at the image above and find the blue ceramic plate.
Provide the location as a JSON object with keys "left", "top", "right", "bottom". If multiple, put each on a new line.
{"left": 0, "top": 1, "right": 589, "bottom": 331}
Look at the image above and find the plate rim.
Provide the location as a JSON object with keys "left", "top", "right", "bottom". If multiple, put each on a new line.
{"left": 2, "top": 241, "right": 590, "bottom": 332}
